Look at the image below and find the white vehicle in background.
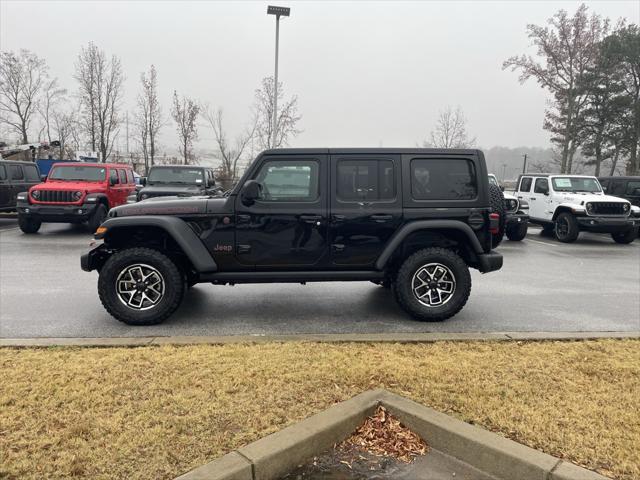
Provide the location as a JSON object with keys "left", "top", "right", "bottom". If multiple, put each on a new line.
{"left": 488, "top": 174, "right": 529, "bottom": 241}
{"left": 515, "top": 174, "right": 639, "bottom": 244}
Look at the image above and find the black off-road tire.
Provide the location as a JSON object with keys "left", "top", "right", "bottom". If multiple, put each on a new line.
{"left": 506, "top": 222, "right": 528, "bottom": 241}
{"left": 87, "top": 204, "right": 108, "bottom": 233}
{"left": 554, "top": 212, "right": 580, "bottom": 243}
{"left": 489, "top": 184, "right": 505, "bottom": 248}
{"left": 98, "top": 247, "right": 185, "bottom": 326}
{"left": 18, "top": 215, "right": 41, "bottom": 234}
{"left": 611, "top": 227, "right": 637, "bottom": 244}
{"left": 540, "top": 224, "right": 555, "bottom": 237}
{"left": 393, "top": 248, "right": 471, "bottom": 322}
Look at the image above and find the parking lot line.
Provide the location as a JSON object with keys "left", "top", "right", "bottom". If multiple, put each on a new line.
{"left": 526, "top": 237, "right": 559, "bottom": 247}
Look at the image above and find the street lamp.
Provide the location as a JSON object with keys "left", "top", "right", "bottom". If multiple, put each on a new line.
{"left": 267, "top": 5, "right": 290, "bottom": 149}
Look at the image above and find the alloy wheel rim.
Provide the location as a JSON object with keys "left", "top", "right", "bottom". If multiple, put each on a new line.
{"left": 412, "top": 263, "right": 456, "bottom": 307}
{"left": 556, "top": 218, "right": 569, "bottom": 237}
{"left": 116, "top": 263, "right": 165, "bottom": 310}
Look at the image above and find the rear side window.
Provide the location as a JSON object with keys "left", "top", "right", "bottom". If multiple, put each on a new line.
{"left": 0, "top": 165, "right": 6, "bottom": 180}
{"left": 24, "top": 165, "right": 40, "bottom": 181}
{"left": 9, "top": 165, "right": 24, "bottom": 180}
{"left": 337, "top": 159, "right": 395, "bottom": 201}
{"left": 626, "top": 181, "right": 640, "bottom": 195}
{"left": 118, "top": 169, "right": 127, "bottom": 184}
{"left": 519, "top": 177, "right": 533, "bottom": 192}
{"left": 110, "top": 170, "right": 119, "bottom": 184}
{"left": 610, "top": 180, "right": 626, "bottom": 196}
{"left": 410, "top": 158, "right": 476, "bottom": 200}
{"left": 534, "top": 178, "right": 548, "bottom": 194}
{"left": 126, "top": 170, "right": 134, "bottom": 184}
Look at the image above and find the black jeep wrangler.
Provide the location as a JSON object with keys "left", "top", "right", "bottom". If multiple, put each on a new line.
{"left": 82, "top": 148, "right": 503, "bottom": 325}
{"left": 130, "top": 165, "right": 222, "bottom": 203}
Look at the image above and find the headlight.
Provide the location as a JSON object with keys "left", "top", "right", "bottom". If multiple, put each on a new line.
{"left": 72, "top": 191, "right": 83, "bottom": 201}
{"left": 140, "top": 193, "right": 149, "bottom": 200}
{"left": 31, "top": 190, "right": 40, "bottom": 200}
{"left": 623, "top": 203, "right": 630, "bottom": 212}
{"left": 586, "top": 203, "right": 594, "bottom": 214}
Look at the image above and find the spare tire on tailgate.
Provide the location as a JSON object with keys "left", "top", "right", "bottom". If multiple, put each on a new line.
{"left": 489, "top": 184, "right": 505, "bottom": 248}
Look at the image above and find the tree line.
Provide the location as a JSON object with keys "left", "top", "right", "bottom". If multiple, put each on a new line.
{"left": 0, "top": 43, "right": 301, "bottom": 188}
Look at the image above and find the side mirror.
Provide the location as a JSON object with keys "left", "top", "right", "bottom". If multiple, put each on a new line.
{"left": 40, "top": 174, "right": 47, "bottom": 182}
{"left": 500, "top": 185, "right": 505, "bottom": 192}
{"left": 241, "top": 180, "right": 262, "bottom": 206}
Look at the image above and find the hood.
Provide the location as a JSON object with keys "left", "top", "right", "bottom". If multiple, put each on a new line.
{"left": 140, "top": 184, "right": 202, "bottom": 196}
{"left": 557, "top": 192, "right": 629, "bottom": 204}
{"left": 110, "top": 195, "right": 232, "bottom": 218}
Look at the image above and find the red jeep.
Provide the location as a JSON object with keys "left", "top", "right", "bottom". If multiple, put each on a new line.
{"left": 16, "top": 163, "right": 136, "bottom": 234}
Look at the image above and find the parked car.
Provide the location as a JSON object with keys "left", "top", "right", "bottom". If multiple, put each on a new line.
{"left": 0, "top": 160, "right": 41, "bottom": 212}
{"left": 82, "top": 148, "right": 503, "bottom": 325}
{"left": 516, "top": 173, "right": 639, "bottom": 243}
{"left": 598, "top": 176, "right": 640, "bottom": 207}
{"left": 488, "top": 174, "right": 529, "bottom": 241}
{"left": 129, "top": 165, "right": 222, "bottom": 203}
{"left": 16, "top": 162, "right": 136, "bottom": 233}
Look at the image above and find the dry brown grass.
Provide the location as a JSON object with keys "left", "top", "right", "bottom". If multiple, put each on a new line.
{"left": 0, "top": 340, "right": 638, "bottom": 480}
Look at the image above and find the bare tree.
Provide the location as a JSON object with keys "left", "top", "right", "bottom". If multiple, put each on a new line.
{"left": 503, "top": 5, "right": 609, "bottom": 173}
{"left": 0, "top": 49, "right": 48, "bottom": 151}
{"left": 171, "top": 91, "right": 199, "bottom": 164}
{"left": 202, "top": 105, "right": 256, "bottom": 189}
{"left": 253, "top": 76, "right": 301, "bottom": 150}
{"left": 135, "top": 65, "right": 162, "bottom": 174}
{"left": 424, "top": 106, "right": 476, "bottom": 148}
{"left": 74, "top": 42, "right": 124, "bottom": 162}
{"left": 39, "top": 78, "right": 67, "bottom": 151}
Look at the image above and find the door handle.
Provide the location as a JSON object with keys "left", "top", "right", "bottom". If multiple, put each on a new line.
{"left": 299, "top": 214, "right": 322, "bottom": 224}
{"left": 237, "top": 214, "right": 251, "bottom": 223}
{"left": 370, "top": 214, "right": 393, "bottom": 223}
{"left": 331, "top": 214, "right": 346, "bottom": 223}
{"left": 530, "top": 198, "right": 536, "bottom": 201}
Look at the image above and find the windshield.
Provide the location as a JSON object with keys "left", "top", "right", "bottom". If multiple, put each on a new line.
{"left": 147, "top": 168, "right": 204, "bottom": 185}
{"left": 49, "top": 165, "right": 106, "bottom": 182}
{"left": 552, "top": 177, "right": 602, "bottom": 193}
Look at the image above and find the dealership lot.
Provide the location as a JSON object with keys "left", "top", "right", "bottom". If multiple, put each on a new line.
{"left": 0, "top": 223, "right": 638, "bottom": 338}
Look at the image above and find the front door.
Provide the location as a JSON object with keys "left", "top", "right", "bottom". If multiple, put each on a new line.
{"left": 329, "top": 155, "right": 402, "bottom": 266}
{"left": 235, "top": 155, "right": 328, "bottom": 267}
{"left": 529, "top": 177, "right": 551, "bottom": 220}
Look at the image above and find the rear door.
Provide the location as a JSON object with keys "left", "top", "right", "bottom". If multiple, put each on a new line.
{"left": 0, "top": 164, "right": 10, "bottom": 208}
{"left": 234, "top": 154, "right": 329, "bottom": 267}
{"left": 329, "top": 154, "right": 402, "bottom": 266}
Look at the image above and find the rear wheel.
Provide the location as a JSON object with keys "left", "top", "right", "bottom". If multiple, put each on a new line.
{"left": 554, "top": 212, "right": 579, "bottom": 243}
{"left": 98, "top": 247, "right": 185, "bottom": 325}
{"left": 611, "top": 228, "right": 637, "bottom": 244}
{"left": 394, "top": 248, "right": 471, "bottom": 322}
{"left": 489, "top": 184, "right": 505, "bottom": 248}
{"left": 18, "top": 215, "right": 41, "bottom": 234}
{"left": 506, "top": 222, "right": 528, "bottom": 241}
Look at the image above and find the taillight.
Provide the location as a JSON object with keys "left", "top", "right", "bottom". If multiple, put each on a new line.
{"left": 489, "top": 213, "right": 500, "bottom": 234}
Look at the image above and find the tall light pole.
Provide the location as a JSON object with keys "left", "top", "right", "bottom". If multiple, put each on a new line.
{"left": 522, "top": 153, "right": 528, "bottom": 174}
{"left": 267, "top": 5, "right": 290, "bottom": 149}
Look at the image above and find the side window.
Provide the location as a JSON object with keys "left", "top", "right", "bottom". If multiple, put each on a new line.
{"left": 0, "top": 165, "right": 6, "bottom": 180}
{"left": 610, "top": 180, "right": 626, "bottom": 196}
{"left": 24, "top": 165, "right": 40, "bottom": 181}
{"left": 255, "top": 160, "right": 319, "bottom": 202}
{"left": 337, "top": 159, "right": 395, "bottom": 202}
{"left": 110, "top": 169, "right": 119, "bottom": 185}
{"left": 410, "top": 158, "right": 476, "bottom": 200}
{"left": 9, "top": 165, "right": 24, "bottom": 180}
{"left": 126, "top": 170, "right": 134, "bottom": 184}
{"left": 519, "top": 177, "right": 533, "bottom": 192}
{"left": 534, "top": 178, "right": 548, "bottom": 194}
{"left": 626, "top": 181, "right": 640, "bottom": 196}
{"left": 118, "top": 169, "right": 127, "bottom": 184}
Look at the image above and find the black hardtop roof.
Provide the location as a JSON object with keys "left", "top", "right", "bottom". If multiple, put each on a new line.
{"left": 597, "top": 175, "right": 640, "bottom": 180}
{"left": 261, "top": 147, "right": 482, "bottom": 156}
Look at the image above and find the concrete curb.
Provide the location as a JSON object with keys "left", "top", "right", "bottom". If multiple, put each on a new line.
{"left": 1, "top": 331, "right": 639, "bottom": 347}
{"left": 175, "top": 389, "right": 611, "bottom": 480}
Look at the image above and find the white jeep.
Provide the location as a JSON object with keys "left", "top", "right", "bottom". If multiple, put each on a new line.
{"left": 488, "top": 174, "right": 529, "bottom": 241}
{"left": 516, "top": 174, "right": 640, "bottom": 243}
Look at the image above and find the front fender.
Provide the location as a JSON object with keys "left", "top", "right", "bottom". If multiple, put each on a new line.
{"left": 95, "top": 215, "right": 218, "bottom": 272}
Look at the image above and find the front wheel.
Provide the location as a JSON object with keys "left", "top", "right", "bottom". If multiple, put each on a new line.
{"left": 98, "top": 247, "right": 185, "bottom": 325}
{"left": 506, "top": 222, "right": 528, "bottom": 241}
{"left": 611, "top": 228, "right": 637, "bottom": 244}
{"left": 554, "top": 213, "right": 579, "bottom": 243}
{"left": 18, "top": 215, "right": 41, "bottom": 234}
{"left": 393, "top": 248, "right": 471, "bottom": 322}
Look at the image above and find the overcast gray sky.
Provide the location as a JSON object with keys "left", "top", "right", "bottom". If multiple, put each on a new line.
{"left": 1, "top": 0, "right": 638, "bottom": 154}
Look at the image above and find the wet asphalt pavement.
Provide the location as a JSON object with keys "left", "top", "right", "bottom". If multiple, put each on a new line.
{"left": 0, "top": 221, "right": 638, "bottom": 338}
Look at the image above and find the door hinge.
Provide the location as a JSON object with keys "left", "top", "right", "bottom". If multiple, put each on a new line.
{"left": 331, "top": 244, "right": 345, "bottom": 253}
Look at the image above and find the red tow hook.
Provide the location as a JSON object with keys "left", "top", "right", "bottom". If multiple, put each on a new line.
{"left": 489, "top": 213, "right": 500, "bottom": 234}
